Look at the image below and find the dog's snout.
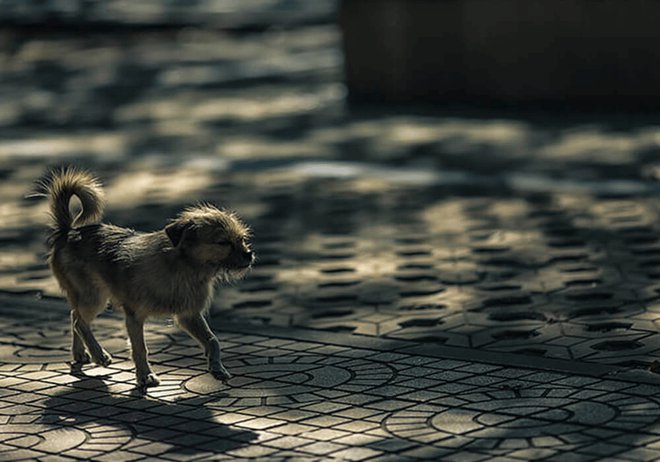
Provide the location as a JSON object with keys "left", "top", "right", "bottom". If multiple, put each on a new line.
{"left": 243, "top": 250, "right": 254, "bottom": 260}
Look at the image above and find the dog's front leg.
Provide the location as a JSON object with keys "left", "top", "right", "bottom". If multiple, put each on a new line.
{"left": 176, "top": 313, "right": 232, "bottom": 381}
{"left": 124, "top": 310, "right": 160, "bottom": 388}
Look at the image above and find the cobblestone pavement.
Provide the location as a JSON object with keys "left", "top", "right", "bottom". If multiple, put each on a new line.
{"left": 3, "top": 2, "right": 660, "bottom": 459}
{"left": 3, "top": 294, "right": 660, "bottom": 461}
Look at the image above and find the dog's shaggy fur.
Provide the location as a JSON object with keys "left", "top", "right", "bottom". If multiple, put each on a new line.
{"left": 42, "top": 168, "right": 254, "bottom": 387}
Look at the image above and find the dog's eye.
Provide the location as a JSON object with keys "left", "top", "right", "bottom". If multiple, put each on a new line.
{"left": 217, "top": 240, "right": 231, "bottom": 246}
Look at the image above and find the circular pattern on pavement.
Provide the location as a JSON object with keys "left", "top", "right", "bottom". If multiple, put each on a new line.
{"left": 0, "top": 424, "right": 132, "bottom": 455}
{"left": 184, "top": 355, "right": 394, "bottom": 405}
{"left": 384, "top": 388, "right": 656, "bottom": 448}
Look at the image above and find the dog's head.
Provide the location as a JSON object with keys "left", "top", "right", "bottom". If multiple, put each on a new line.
{"left": 165, "top": 204, "right": 254, "bottom": 280}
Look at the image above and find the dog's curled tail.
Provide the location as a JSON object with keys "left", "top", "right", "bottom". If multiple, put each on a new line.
{"left": 42, "top": 168, "right": 105, "bottom": 237}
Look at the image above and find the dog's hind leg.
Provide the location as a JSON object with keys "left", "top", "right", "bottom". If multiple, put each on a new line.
{"left": 177, "top": 313, "right": 232, "bottom": 381}
{"left": 124, "top": 309, "right": 160, "bottom": 388}
{"left": 60, "top": 272, "right": 112, "bottom": 367}
{"left": 53, "top": 267, "right": 106, "bottom": 366}
{"left": 72, "top": 308, "right": 113, "bottom": 367}
{"left": 70, "top": 311, "right": 90, "bottom": 365}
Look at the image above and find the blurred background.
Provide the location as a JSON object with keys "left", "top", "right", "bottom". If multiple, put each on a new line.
{"left": 3, "top": 0, "right": 660, "bottom": 368}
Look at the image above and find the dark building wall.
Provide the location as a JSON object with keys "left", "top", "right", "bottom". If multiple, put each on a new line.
{"left": 340, "top": 0, "right": 660, "bottom": 108}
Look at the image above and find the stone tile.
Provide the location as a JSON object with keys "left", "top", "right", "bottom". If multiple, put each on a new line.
{"left": 367, "top": 438, "right": 418, "bottom": 452}
{"left": 331, "top": 447, "right": 383, "bottom": 461}
{"left": 577, "top": 442, "right": 629, "bottom": 457}
{"left": 615, "top": 447, "right": 660, "bottom": 461}
{"left": 459, "top": 375, "right": 506, "bottom": 386}
{"left": 0, "top": 404, "right": 46, "bottom": 415}
{"left": 368, "top": 385, "right": 416, "bottom": 397}
{"left": 200, "top": 425, "right": 244, "bottom": 438}
{"left": 489, "top": 368, "right": 537, "bottom": 379}
{"left": 401, "top": 445, "right": 453, "bottom": 459}
{"left": 430, "top": 383, "right": 479, "bottom": 395}
{"left": 301, "top": 402, "right": 351, "bottom": 413}
{"left": 368, "top": 353, "right": 410, "bottom": 362}
{"left": 299, "top": 415, "right": 351, "bottom": 428}
{"left": 138, "top": 428, "right": 185, "bottom": 441}
{"left": 264, "top": 436, "right": 315, "bottom": 450}
{"left": 333, "top": 433, "right": 381, "bottom": 446}
{"left": 2, "top": 449, "right": 55, "bottom": 460}
{"left": 303, "top": 428, "right": 352, "bottom": 441}
{"left": 365, "top": 400, "right": 414, "bottom": 411}
{"left": 57, "top": 449, "right": 104, "bottom": 459}
{"left": 625, "top": 384, "right": 660, "bottom": 396}
{"left": 455, "top": 364, "right": 503, "bottom": 374}
{"left": 589, "top": 380, "right": 636, "bottom": 392}
{"left": 3, "top": 393, "right": 44, "bottom": 405}
{"left": 268, "top": 409, "right": 317, "bottom": 422}
{"left": 582, "top": 428, "right": 621, "bottom": 439}
{"left": 316, "top": 389, "right": 350, "bottom": 399}
{"left": 544, "top": 452, "right": 602, "bottom": 462}
{"left": 522, "top": 372, "right": 568, "bottom": 383}
{"left": 373, "top": 455, "right": 417, "bottom": 462}
{"left": 508, "top": 448, "right": 558, "bottom": 459}
{"left": 334, "top": 420, "right": 380, "bottom": 433}
{"left": 226, "top": 445, "right": 280, "bottom": 458}
{"left": 554, "top": 376, "right": 601, "bottom": 387}
{"left": 235, "top": 417, "right": 283, "bottom": 430}
{"left": 442, "top": 452, "right": 491, "bottom": 462}
{"left": 428, "top": 370, "right": 474, "bottom": 381}
{"left": 610, "top": 434, "right": 660, "bottom": 446}
{"left": 212, "top": 413, "right": 253, "bottom": 425}
{"left": 335, "top": 407, "right": 383, "bottom": 420}
{"left": 39, "top": 456, "right": 80, "bottom": 462}
{"left": 299, "top": 441, "right": 348, "bottom": 456}
{"left": 270, "top": 423, "right": 318, "bottom": 436}
{"left": 395, "top": 377, "right": 443, "bottom": 389}
{"left": 335, "top": 394, "right": 382, "bottom": 406}
{"left": 130, "top": 442, "right": 173, "bottom": 456}
{"left": 15, "top": 371, "right": 60, "bottom": 380}
{"left": 167, "top": 433, "right": 217, "bottom": 447}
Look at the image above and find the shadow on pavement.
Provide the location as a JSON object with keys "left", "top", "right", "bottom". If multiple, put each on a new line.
{"left": 38, "top": 374, "right": 256, "bottom": 456}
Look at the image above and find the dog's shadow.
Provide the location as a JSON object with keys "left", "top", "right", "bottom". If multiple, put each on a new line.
{"left": 39, "top": 372, "right": 257, "bottom": 456}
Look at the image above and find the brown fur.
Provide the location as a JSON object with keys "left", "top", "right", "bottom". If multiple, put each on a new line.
{"left": 43, "top": 168, "right": 254, "bottom": 387}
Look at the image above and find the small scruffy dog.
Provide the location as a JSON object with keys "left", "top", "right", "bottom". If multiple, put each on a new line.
{"left": 42, "top": 168, "right": 254, "bottom": 387}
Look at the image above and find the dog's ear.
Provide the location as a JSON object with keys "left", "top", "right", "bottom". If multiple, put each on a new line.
{"left": 165, "top": 221, "right": 192, "bottom": 247}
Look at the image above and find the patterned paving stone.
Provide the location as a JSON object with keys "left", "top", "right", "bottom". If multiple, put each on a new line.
{"left": 1, "top": 296, "right": 660, "bottom": 460}
{"left": 184, "top": 354, "right": 394, "bottom": 406}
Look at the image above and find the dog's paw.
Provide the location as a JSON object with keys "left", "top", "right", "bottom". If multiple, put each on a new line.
{"left": 210, "top": 364, "right": 232, "bottom": 382}
{"left": 72, "top": 351, "right": 91, "bottom": 365}
{"left": 92, "top": 350, "right": 113, "bottom": 367}
{"left": 138, "top": 373, "right": 160, "bottom": 388}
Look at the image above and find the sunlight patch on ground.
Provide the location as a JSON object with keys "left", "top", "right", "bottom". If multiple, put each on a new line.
{"left": 0, "top": 201, "right": 49, "bottom": 229}
{"left": 537, "top": 127, "right": 659, "bottom": 163}
{"left": 215, "top": 137, "right": 332, "bottom": 159}
{"left": 117, "top": 85, "right": 342, "bottom": 124}
{"left": 281, "top": 159, "right": 659, "bottom": 195}
{"left": 286, "top": 161, "right": 439, "bottom": 185}
{"left": 0, "top": 133, "right": 127, "bottom": 160}
{"left": 104, "top": 168, "right": 214, "bottom": 207}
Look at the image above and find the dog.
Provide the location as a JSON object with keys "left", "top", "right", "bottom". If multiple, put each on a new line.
{"left": 40, "top": 168, "right": 254, "bottom": 387}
